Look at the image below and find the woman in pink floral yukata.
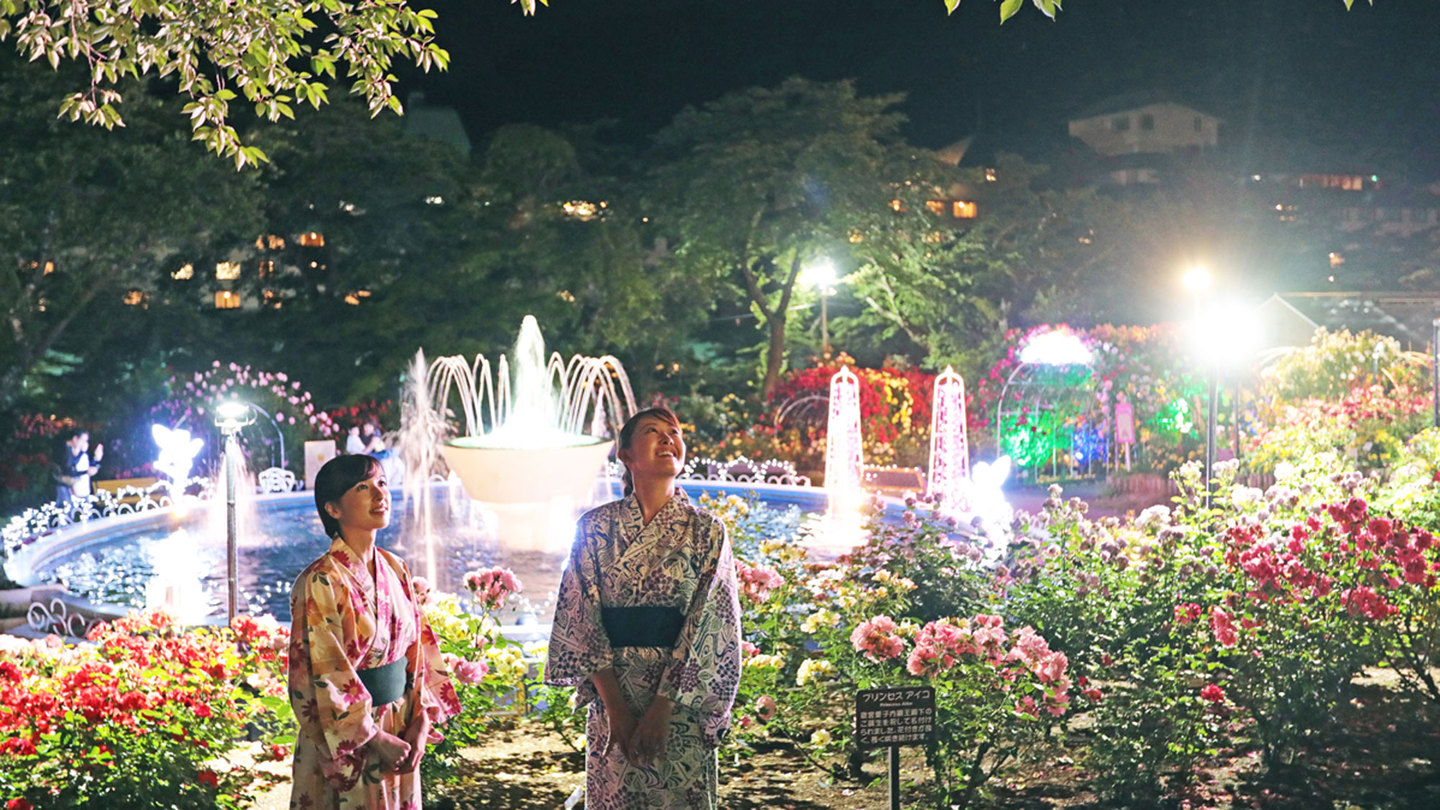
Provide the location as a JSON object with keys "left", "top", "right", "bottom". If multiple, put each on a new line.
{"left": 288, "top": 454, "right": 460, "bottom": 809}
{"left": 546, "top": 407, "right": 743, "bottom": 809}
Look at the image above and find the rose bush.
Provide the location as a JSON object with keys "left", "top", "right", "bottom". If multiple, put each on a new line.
{"left": 0, "top": 609, "right": 291, "bottom": 810}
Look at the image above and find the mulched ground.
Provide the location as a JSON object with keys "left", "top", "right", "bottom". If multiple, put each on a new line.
{"left": 415, "top": 670, "right": 1438, "bottom": 810}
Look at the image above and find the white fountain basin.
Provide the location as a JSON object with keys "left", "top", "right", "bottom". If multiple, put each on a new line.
{"left": 440, "top": 436, "right": 615, "bottom": 505}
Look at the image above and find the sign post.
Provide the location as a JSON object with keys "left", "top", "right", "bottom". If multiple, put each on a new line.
{"left": 855, "top": 686, "right": 936, "bottom": 810}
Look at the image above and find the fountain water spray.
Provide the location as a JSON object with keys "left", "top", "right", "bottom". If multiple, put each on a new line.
{"left": 399, "top": 316, "right": 637, "bottom": 553}
{"left": 927, "top": 366, "right": 970, "bottom": 514}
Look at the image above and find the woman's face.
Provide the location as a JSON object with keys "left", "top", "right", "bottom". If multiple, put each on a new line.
{"left": 325, "top": 469, "right": 391, "bottom": 534}
{"left": 620, "top": 416, "right": 685, "bottom": 480}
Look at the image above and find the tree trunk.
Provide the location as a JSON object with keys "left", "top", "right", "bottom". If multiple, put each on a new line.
{"left": 761, "top": 309, "right": 787, "bottom": 400}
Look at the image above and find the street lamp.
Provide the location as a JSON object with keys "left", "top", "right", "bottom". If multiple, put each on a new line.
{"left": 1189, "top": 300, "right": 1259, "bottom": 509}
{"left": 214, "top": 399, "right": 254, "bottom": 626}
{"left": 803, "top": 258, "right": 838, "bottom": 360}
{"left": 1182, "top": 265, "right": 1211, "bottom": 293}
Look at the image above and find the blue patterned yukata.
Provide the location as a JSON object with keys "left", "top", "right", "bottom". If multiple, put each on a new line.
{"left": 546, "top": 492, "right": 742, "bottom": 809}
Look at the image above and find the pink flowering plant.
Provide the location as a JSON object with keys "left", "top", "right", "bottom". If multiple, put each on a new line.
{"left": 420, "top": 569, "right": 530, "bottom": 784}
{"left": 149, "top": 362, "right": 339, "bottom": 475}
{"left": 0, "top": 609, "right": 293, "bottom": 810}
{"left": 709, "top": 494, "right": 1072, "bottom": 808}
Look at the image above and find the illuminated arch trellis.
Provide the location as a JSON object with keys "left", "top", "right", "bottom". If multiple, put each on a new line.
{"left": 995, "top": 331, "right": 1110, "bottom": 482}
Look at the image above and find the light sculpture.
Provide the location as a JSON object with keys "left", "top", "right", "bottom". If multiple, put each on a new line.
{"left": 824, "top": 367, "right": 864, "bottom": 513}
{"left": 927, "top": 366, "right": 970, "bottom": 514}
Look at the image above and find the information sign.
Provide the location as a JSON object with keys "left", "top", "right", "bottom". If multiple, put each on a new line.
{"left": 1115, "top": 400, "right": 1136, "bottom": 445}
{"left": 855, "top": 686, "right": 935, "bottom": 748}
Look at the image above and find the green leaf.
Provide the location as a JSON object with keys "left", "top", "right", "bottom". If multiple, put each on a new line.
{"left": 999, "top": 0, "right": 1024, "bottom": 23}
{"left": 944, "top": 0, "right": 961, "bottom": 13}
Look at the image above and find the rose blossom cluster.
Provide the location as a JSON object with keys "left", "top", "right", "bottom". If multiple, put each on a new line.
{"left": 464, "top": 567, "right": 523, "bottom": 611}
{"left": 441, "top": 653, "right": 489, "bottom": 685}
{"left": 737, "top": 562, "right": 785, "bottom": 603}
{"left": 849, "top": 615, "right": 906, "bottom": 662}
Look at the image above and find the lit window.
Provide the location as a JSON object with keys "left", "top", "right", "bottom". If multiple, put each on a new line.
{"left": 258, "top": 260, "right": 274, "bottom": 279}
{"left": 299, "top": 232, "right": 325, "bottom": 247}
{"left": 424, "top": 196, "right": 444, "bottom": 205}
{"left": 1140, "top": 114, "right": 1155, "bottom": 131}
{"left": 42, "top": 261, "right": 54, "bottom": 275}
{"left": 925, "top": 200, "right": 945, "bottom": 215}
{"left": 984, "top": 168, "right": 998, "bottom": 182}
{"left": 923, "top": 231, "right": 944, "bottom": 243}
{"left": 952, "top": 201, "right": 978, "bottom": 219}
{"left": 848, "top": 229, "right": 864, "bottom": 243}
{"left": 215, "top": 262, "right": 241, "bottom": 280}
{"left": 889, "top": 199, "right": 904, "bottom": 212}
{"left": 268, "top": 235, "right": 286, "bottom": 249}
{"left": 263, "top": 289, "right": 281, "bottom": 308}
{"left": 122, "top": 290, "right": 146, "bottom": 307}
{"left": 344, "top": 293, "right": 361, "bottom": 306}
{"left": 1329, "top": 252, "right": 1345, "bottom": 268}
{"left": 557, "top": 289, "right": 576, "bottom": 303}
{"left": 562, "top": 201, "right": 599, "bottom": 220}
{"left": 214, "top": 291, "right": 242, "bottom": 309}
{"left": 173, "top": 263, "right": 194, "bottom": 280}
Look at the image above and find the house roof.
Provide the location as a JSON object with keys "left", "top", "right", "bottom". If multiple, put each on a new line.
{"left": 1069, "top": 92, "right": 1218, "bottom": 123}
{"left": 1269, "top": 291, "right": 1440, "bottom": 350}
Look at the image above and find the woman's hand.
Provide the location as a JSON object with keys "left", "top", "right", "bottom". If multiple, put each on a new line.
{"left": 605, "top": 704, "right": 639, "bottom": 762}
{"left": 395, "top": 715, "right": 431, "bottom": 773}
{"left": 369, "top": 730, "right": 412, "bottom": 772}
{"left": 628, "top": 696, "right": 674, "bottom": 767}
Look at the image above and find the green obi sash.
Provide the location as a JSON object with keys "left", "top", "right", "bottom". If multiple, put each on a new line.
{"left": 357, "top": 658, "right": 408, "bottom": 706}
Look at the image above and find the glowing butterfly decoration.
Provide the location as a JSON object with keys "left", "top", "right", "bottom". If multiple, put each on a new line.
{"left": 969, "top": 455, "right": 1014, "bottom": 543}
{"left": 152, "top": 424, "right": 204, "bottom": 487}
{"left": 928, "top": 366, "right": 970, "bottom": 514}
{"left": 824, "top": 367, "right": 864, "bottom": 513}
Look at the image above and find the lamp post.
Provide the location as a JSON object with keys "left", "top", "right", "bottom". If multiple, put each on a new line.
{"left": 214, "top": 399, "right": 254, "bottom": 626}
{"left": 1189, "top": 299, "right": 1259, "bottom": 510}
{"left": 1433, "top": 318, "right": 1439, "bottom": 428}
{"left": 804, "top": 258, "right": 838, "bottom": 360}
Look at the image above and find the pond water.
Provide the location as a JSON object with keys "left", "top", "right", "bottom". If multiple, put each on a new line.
{"left": 30, "top": 482, "right": 826, "bottom": 627}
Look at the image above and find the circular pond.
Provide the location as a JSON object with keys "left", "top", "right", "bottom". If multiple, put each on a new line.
{"left": 16, "top": 481, "right": 863, "bottom": 628}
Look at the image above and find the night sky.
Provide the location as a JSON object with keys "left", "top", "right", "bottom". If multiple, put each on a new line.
{"left": 405, "top": 0, "right": 1440, "bottom": 178}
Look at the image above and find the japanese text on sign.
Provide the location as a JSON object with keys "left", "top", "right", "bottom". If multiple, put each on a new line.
{"left": 855, "top": 686, "right": 935, "bottom": 748}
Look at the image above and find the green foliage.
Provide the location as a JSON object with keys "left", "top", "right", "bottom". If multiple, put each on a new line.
{"left": 1, "top": 0, "right": 455, "bottom": 166}
{"left": 1261, "top": 328, "right": 1427, "bottom": 403}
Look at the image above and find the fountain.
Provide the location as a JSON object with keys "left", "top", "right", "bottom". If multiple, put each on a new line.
{"left": 927, "top": 366, "right": 970, "bottom": 514}
{"left": 404, "top": 316, "right": 637, "bottom": 555}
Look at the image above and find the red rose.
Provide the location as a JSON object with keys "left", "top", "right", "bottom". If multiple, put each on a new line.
{"left": 198, "top": 770, "right": 220, "bottom": 788}
{"left": 8, "top": 798, "right": 34, "bottom": 810}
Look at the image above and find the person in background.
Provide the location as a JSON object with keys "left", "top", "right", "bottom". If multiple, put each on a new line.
{"left": 55, "top": 429, "right": 102, "bottom": 504}
{"left": 546, "top": 406, "right": 742, "bottom": 809}
{"left": 287, "top": 454, "right": 460, "bottom": 809}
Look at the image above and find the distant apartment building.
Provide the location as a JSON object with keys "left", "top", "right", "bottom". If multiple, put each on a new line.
{"left": 1067, "top": 95, "right": 1219, "bottom": 186}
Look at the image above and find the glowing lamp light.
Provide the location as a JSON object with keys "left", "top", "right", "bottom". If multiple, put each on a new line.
{"left": 1189, "top": 301, "right": 1261, "bottom": 368}
{"left": 968, "top": 455, "right": 1014, "bottom": 553}
{"left": 1182, "top": 266, "right": 1211, "bottom": 292}
{"left": 1018, "top": 331, "right": 1092, "bottom": 366}
{"left": 802, "top": 258, "right": 838, "bottom": 291}
{"left": 214, "top": 399, "right": 255, "bottom": 435}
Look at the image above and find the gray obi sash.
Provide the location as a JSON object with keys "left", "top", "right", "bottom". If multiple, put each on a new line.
{"left": 357, "top": 658, "right": 409, "bottom": 706}
{"left": 602, "top": 606, "right": 685, "bottom": 648}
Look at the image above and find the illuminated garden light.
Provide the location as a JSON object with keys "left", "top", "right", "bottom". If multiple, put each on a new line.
{"left": 824, "top": 367, "right": 864, "bottom": 514}
{"left": 1018, "top": 330, "right": 1092, "bottom": 366}
{"left": 927, "top": 367, "right": 970, "bottom": 514}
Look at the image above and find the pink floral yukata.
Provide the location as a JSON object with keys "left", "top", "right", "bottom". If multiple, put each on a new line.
{"left": 546, "top": 492, "right": 742, "bottom": 809}
{"left": 288, "top": 538, "right": 460, "bottom": 810}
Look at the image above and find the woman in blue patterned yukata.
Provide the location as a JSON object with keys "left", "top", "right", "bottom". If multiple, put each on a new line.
{"left": 546, "top": 406, "right": 742, "bottom": 809}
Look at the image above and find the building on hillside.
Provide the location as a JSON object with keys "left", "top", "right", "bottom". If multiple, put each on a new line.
{"left": 1068, "top": 95, "right": 1219, "bottom": 158}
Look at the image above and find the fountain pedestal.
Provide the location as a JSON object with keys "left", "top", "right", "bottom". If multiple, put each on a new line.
{"left": 439, "top": 438, "right": 615, "bottom": 551}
